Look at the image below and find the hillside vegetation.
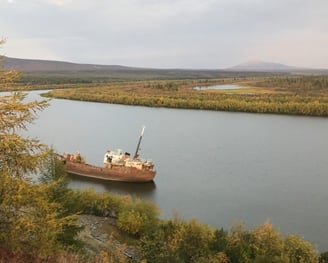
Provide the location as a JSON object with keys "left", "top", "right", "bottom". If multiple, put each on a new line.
{"left": 2, "top": 56, "right": 288, "bottom": 83}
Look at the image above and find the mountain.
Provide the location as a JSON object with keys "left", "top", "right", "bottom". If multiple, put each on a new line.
{"left": 2, "top": 56, "right": 297, "bottom": 73}
{"left": 1, "top": 56, "right": 247, "bottom": 81}
{"left": 1, "top": 56, "right": 132, "bottom": 72}
{"left": 1, "top": 56, "right": 327, "bottom": 78}
{"left": 227, "top": 60, "right": 297, "bottom": 72}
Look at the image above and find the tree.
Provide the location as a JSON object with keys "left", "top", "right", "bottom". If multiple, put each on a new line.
{"left": 252, "top": 221, "right": 284, "bottom": 260}
{"left": 140, "top": 217, "right": 215, "bottom": 263}
{"left": 1, "top": 40, "right": 49, "bottom": 179}
{"left": 117, "top": 197, "right": 160, "bottom": 236}
{"left": 319, "top": 251, "right": 328, "bottom": 263}
{"left": 0, "top": 40, "right": 79, "bottom": 259}
{"left": 284, "top": 234, "right": 318, "bottom": 263}
{"left": 0, "top": 91, "right": 49, "bottom": 177}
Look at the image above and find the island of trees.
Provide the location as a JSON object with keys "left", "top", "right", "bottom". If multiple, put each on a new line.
{"left": 39, "top": 76, "right": 328, "bottom": 117}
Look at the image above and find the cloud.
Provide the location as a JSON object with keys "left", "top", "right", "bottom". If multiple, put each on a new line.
{"left": 245, "top": 30, "right": 328, "bottom": 68}
{"left": 2, "top": 0, "right": 16, "bottom": 3}
{"left": 1, "top": 0, "right": 328, "bottom": 68}
{"left": 46, "top": 0, "right": 72, "bottom": 6}
{"left": 2, "top": 37, "right": 64, "bottom": 61}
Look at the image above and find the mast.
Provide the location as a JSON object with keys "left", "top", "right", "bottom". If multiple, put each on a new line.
{"left": 134, "top": 126, "right": 145, "bottom": 159}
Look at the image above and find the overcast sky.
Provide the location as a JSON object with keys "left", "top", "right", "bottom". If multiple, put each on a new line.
{"left": 1, "top": 0, "right": 327, "bottom": 68}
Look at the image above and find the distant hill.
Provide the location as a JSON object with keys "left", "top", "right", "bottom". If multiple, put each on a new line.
{"left": 1, "top": 56, "right": 297, "bottom": 73}
{"left": 1, "top": 56, "right": 283, "bottom": 82}
{"left": 1, "top": 56, "right": 132, "bottom": 72}
{"left": 1, "top": 57, "right": 327, "bottom": 82}
{"left": 226, "top": 60, "right": 298, "bottom": 72}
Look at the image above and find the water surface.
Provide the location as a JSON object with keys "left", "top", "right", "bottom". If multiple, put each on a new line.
{"left": 194, "top": 84, "right": 242, "bottom": 90}
{"left": 23, "top": 90, "right": 328, "bottom": 251}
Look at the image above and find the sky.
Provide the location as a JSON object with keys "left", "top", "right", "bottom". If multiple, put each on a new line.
{"left": 0, "top": 0, "right": 327, "bottom": 69}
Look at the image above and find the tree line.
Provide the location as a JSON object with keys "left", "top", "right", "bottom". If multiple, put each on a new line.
{"left": 46, "top": 76, "right": 328, "bottom": 116}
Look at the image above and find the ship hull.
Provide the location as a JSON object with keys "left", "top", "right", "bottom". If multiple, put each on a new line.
{"left": 64, "top": 160, "right": 156, "bottom": 183}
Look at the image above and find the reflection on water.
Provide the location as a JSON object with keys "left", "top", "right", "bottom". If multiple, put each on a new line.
{"left": 194, "top": 84, "right": 242, "bottom": 90}
{"left": 67, "top": 173, "right": 156, "bottom": 199}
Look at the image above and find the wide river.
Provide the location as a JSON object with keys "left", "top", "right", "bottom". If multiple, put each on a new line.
{"left": 23, "top": 90, "right": 328, "bottom": 251}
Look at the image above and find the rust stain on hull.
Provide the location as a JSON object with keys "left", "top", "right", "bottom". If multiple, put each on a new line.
{"left": 64, "top": 160, "right": 156, "bottom": 183}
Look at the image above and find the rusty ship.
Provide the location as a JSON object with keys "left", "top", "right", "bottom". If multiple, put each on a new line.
{"left": 62, "top": 127, "right": 156, "bottom": 182}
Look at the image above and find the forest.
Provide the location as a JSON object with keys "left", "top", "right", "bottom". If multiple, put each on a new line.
{"left": 44, "top": 76, "right": 328, "bottom": 117}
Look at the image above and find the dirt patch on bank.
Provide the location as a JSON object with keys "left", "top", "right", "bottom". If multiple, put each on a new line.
{"left": 77, "top": 215, "right": 138, "bottom": 259}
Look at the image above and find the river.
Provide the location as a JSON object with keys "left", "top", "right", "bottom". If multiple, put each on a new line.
{"left": 22, "top": 90, "right": 328, "bottom": 251}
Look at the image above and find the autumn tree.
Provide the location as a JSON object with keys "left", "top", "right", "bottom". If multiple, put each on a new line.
{"left": 0, "top": 39, "right": 48, "bottom": 199}
{"left": 0, "top": 40, "right": 78, "bottom": 259}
